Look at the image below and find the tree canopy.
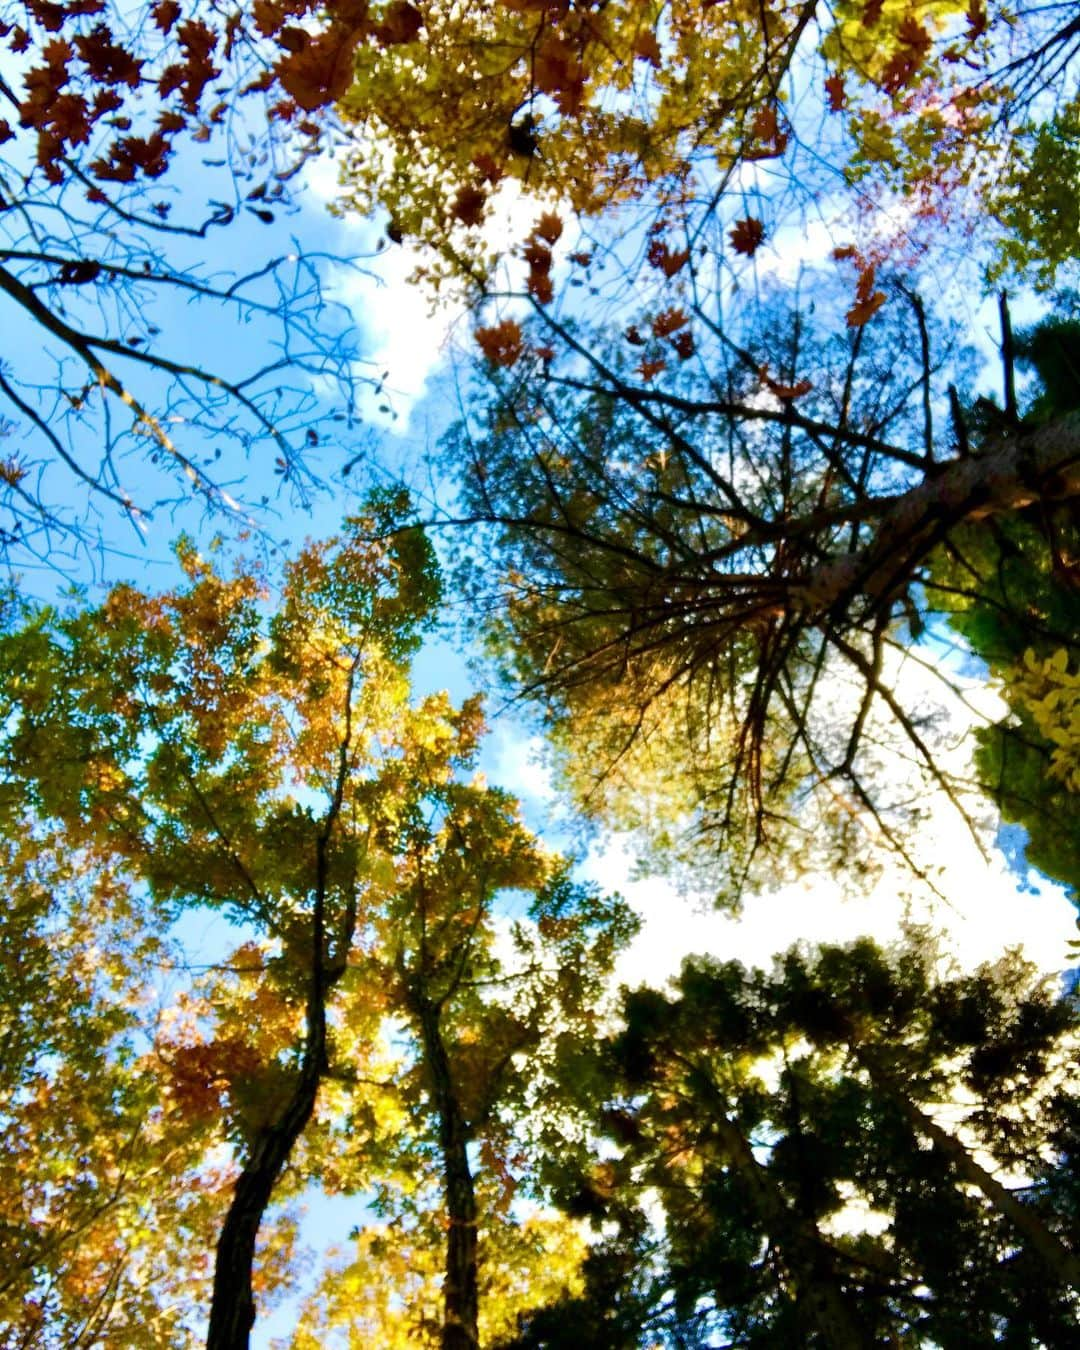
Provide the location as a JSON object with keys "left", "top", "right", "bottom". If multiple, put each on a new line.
{"left": 2, "top": 0, "right": 1080, "bottom": 1345}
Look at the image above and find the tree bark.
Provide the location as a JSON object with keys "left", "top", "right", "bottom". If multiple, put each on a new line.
{"left": 204, "top": 1055, "right": 323, "bottom": 1350}
{"left": 415, "top": 996, "right": 480, "bottom": 1350}
{"left": 796, "top": 413, "right": 1080, "bottom": 619}
{"left": 711, "top": 1112, "right": 872, "bottom": 1350}
{"left": 872, "top": 1072, "right": 1080, "bottom": 1290}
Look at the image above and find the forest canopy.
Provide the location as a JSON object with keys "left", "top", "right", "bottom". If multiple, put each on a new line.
{"left": 1, "top": 1, "right": 1080, "bottom": 1348}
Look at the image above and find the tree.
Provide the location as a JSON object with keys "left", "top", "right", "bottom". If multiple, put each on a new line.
{"left": 0, "top": 826, "right": 228, "bottom": 1347}
{"left": 438, "top": 278, "right": 1080, "bottom": 900}
{"left": 331, "top": 0, "right": 1080, "bottom": 289}
{"left": 510, "top": 936, "right": 1080, "bottom": 1347}
{"left": 926, "top": 314, "right": 1080, "bottom": 896}
{"left": 0, "top": 0, "right": 437, "bottom": 565}
{"left": 0, "top": 498, "right": 633, "bottom": 1348}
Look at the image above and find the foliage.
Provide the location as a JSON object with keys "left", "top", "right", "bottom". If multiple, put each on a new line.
{"left": 0, "top": 0, "right": 422, "bottom": 564}
{"left": 0, "top": 501, "right": 634, "bottom": 1347}
{"left": 511, "top": 936, "right": 1080, "bottom": 1347}
{"left": 928, "top": 318, "right": 1080, "bottom": 896}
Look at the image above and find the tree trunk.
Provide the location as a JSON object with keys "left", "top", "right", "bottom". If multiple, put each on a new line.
{"left": 878, "top": 1077, "right": 1080, "bottom": 1290}
{"left": 415, "top": 997, "right": 480, "bottom": 1350}
{"left": 797, "top": 413, "right": 1080, "bottom": 619}
{"left": 711, "top": 1113, "right": 871, "bottom": 1350}
{"left": 205, "top": 1041, "right": 323, "bottom": 1350}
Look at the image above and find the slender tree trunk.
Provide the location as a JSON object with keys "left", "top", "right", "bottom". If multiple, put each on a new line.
{"left": 205, "top": 1027, "right": 324, "bottom": 1350}
{"left": 863, "top": 1062, "right": 1080, "bottom": 1290}
{"left": 415, "top": 997, "right": 480, "bottom": 1350}
{"left": 711, "top": 1113, "right": 871, "bottom": 1350}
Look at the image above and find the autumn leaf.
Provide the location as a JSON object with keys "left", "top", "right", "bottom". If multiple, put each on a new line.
{"left": 647, "top": 239, "right": 690, "bottom": 277}
{"left": 671, "top": 330, "right": 695, "bottom": 361}
{"left": 825, "top": 73, "right": 846, "bottom": 112}
{"left": 651, "top": 307, "right": 689, "bottom": 338}
{"left": 527, "top": 271, "right": 554, "bottom": 304}
{"left": 625, "top": 325, "right": 645, "bottom": 345}
{"left": 476, "top": 320, "right": 525, "bottom": 368}
{"left": 533, "top": 211, "right": 563, "bottom": 245}
{"left": 376, "top": 1, "right": 424, "bottom": 46}
{"left": 633, "top": 30, "right": 662, "bottom": 68}
{"left": 966, "top": 0, "right": 987, "bottom": 40}
{"left": 637, "top": 357, "right": 666, "bottom": 381}
{"left": 846, "top": 290, "right": 887, "bottom": 327}
{"left": 730, "top": 217, "right": 765, "bottom": 256}
{"left": 452, "top": 184, "right": 487, "bottom": 227}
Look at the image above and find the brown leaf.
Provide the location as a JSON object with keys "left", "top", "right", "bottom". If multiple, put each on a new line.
{"left": 637, "top": 357, "right": 666, "bottom": 381}
{"left": 633, "top": 30, "right": 662, "bottom": 67}
{"left": 846, "top": 291, "right": 886, "bottom": 327}
{"left": 671, "top": 330, "right": 695, "bottom": 361}
{"left": 452, "top": 184, "right": 487, "bottom": 227}
{"left": 651, "top": 307, "right": 688, "bottom": 338}
{"left": 862, "top": 0, "right": 884, "bottom": 26}
{"left": 825, "top": 73, "right": 846, "bottom": 112}
{"left": 533, "top": 211, "right": 563, "bottom": 244}
{"left": 476, "top": 320, "right": 524, "bottom": 368}
{"left": 647, "top": 238, "right": 690, "bottom": 277}
{"left": 730, "top": 217, "right": 765, "bottom": 256}
{"left": 152, "top": 0, "right": 181, "bottom": 33}
{"left": 377, "top": 1, "right": 423, "bottom": 45}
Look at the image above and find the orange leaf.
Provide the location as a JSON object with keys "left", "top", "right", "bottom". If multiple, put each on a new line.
{"left": 825, "top": 73, "right": 846, "bottom": 112}
{"left": 527, "top": 271, "right": 554, "bottom": 304}
{"left": 651, "top": 307, "right": 688, "bottom": 338}
{"left": 633, "top": 30, "right": 662, "bottom": 67}
{"left": 476, "top": 320, "right": 524, "bottom": 367}
{"left": 846, "top": 291, "right": 886, "bottom": 327}
{"left": 637, "top": 357, "right": 666, "bottom": 381}
{"left": 533, "top": 211, "right": 563, "bottom": 244}
{"left": 730, "top": 217, "right": 765, "bottom": 256}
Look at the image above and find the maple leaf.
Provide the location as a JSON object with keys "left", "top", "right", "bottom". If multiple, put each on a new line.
{"left": 376, "top": 1, "right": 424, "bottom": 46}
{"left": 671, "top": 330, "right": 695, "bottom": 361}
{"left": 647, "top": 239, "right": 690, "bottom": 277}
{"left": 452, "top": 185, "right": 486, "bottom": 227}
{"left": 527, "top": 271, "right": 554, "bottom": 304}
{"left": 634, "top": 30, "right": 662, "bottom": 68}
{"left": 473, "top": 152, "right": 504, "bottom": 184}
{"left": 752, "top": 105, "right": 778, "bottom": 142}
{"left": 476, "top": 320, "right": 525, "bottom": 368}
{"left": 825, "top": 73, "right": 846, "bottom": 112}
{"left": 625, "top": 325, "right": 645, "bottom": 345}
{"left": 862, "top": 0, "right": 884, "bottom": 26}
{"left": 966, "top": 0, "right": 987, "bottom": 40}
{"left": 846, "top": 290, "right": 887, "bottom": 327}
{"left": 276, "top": 31, "right": 361, "bottom": 111}
{"left": 652, "top": 307, "right": 688, "bottom": 338}
{"left": 533, "top": 211, "right": 563, "bottom": 245}
{"left": 730, "top": 217, "right": 765, "bottom": 256}
{"left": 0, "top": 120, "right": 12, "bottom": 145}
{"left": 637, "top": 357, "right": 666, "bottom": 381}
{"left": 152, "top": 0, "right": 181, "bottom": 33}
{"left": 523, "top": 241, "right": 552, "bottom": 274}
{"left": 75, "top": 25, "right": 142, "bottom": 87}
